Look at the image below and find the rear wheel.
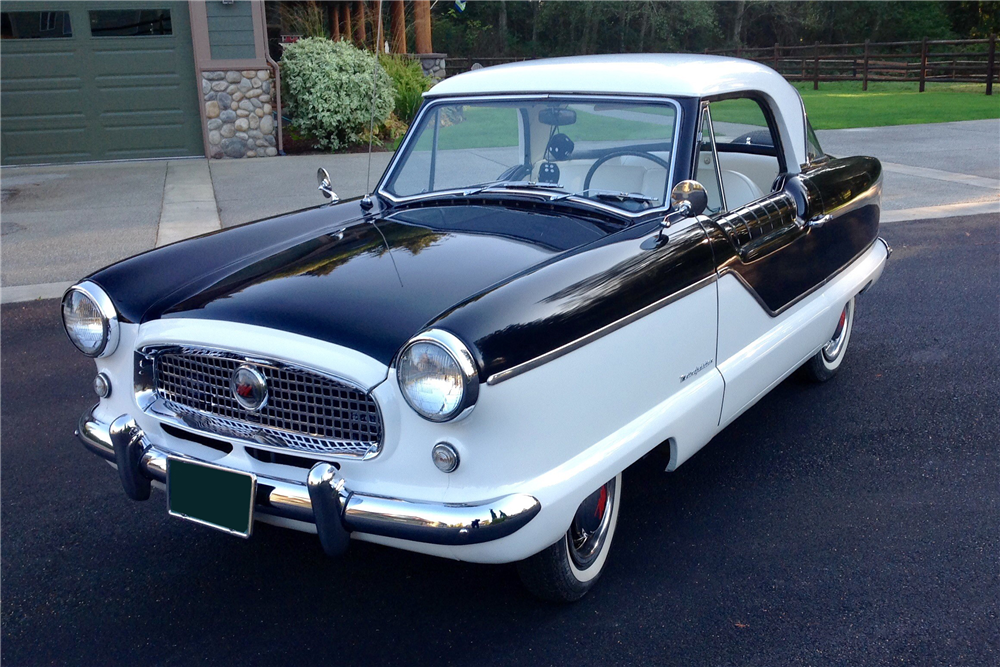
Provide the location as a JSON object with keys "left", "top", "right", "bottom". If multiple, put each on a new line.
{"left": 799, "top": 297, "right": 855, "bottom": 382}
{"left": 517, "top": 474, "right": 621, "bottom": 602}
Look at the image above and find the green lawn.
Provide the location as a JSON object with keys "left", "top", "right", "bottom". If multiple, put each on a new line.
{"left": 794, "top": 81, "right": 1000, "bottom": 130}
{"left": 412, "top": 104, "right": 676, "bottom": 150}
{"left": 404, "top": 83, "right": 998, "bottom": 151}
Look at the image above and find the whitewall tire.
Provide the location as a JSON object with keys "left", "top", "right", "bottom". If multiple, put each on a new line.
{"left": 517, "top": 473, "right": 622, "bottom": 602}
{"left": 800, "top": 297, "right": 855, "bottom": 382}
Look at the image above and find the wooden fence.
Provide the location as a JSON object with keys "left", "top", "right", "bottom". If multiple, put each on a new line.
{"left": 446, "top": 35, "right": 999, "bottom": 95}
{"left": 707, "top": 36, "right": 998, "bottom": 94}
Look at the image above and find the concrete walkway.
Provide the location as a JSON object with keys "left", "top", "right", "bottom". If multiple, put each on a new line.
{"left": 209, "top": 152, "right": 392, "bottom": 228}
{"left": 156, "top": 160, "right": 221, "bottom": 247}
{"left": 2, "top": 119, "right": 997, "bottom": 302}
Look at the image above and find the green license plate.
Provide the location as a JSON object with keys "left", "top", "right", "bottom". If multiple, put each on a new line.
{"left": 167, "top": 458, "right": 256, "bottom": 538}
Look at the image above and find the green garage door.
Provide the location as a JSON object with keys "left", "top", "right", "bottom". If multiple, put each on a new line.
{"left": 1, "top": 2, "right": 203, "bottom": 165}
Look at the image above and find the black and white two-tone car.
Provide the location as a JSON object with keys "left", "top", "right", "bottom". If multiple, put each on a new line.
{"left": 65, "top": 54, "right": 889, "bottom": 601}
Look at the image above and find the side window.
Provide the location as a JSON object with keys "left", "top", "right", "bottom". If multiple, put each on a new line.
{"left": 707, "top": 98, "right": 782, "bottom": 209}
{"left": 806, "top": 120, "right": 826, "bottom": 164}
{"left": 693, "top": 107, "right": 725, "bottom": 215}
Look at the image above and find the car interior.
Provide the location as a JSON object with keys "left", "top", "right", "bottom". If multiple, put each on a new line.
{"left": 526, "top": 99, "right": 781, "bottom": 212}
{"left": 693, "top": 99, "right": 782, "bottom": 214}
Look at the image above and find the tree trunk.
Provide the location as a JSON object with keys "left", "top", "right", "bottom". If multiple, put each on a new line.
{"left": 330, "top": 3, "right": 340, "bottom": 40}
{"left": 354, "top": 1, "right": 366, "bottom": 48}
{"left": 373, "top": 1, "right": 385, "bottom": 53}
{"left": 732, "top": 0, "right": 746, "bottom": 49}
{"left": 619, "top": 3, "right": 627, "bottom": 53}
{"left": 638, "top": 1, "right": 649, "bottom": 52}
{"left": 389, "top": 0, "right": 406, "bottom": 53}
{"left": 498, "top": 0, "right": 508, "bottom": 55}
{"left": 531, "top": 0, "right": 539, "bottom": 54}
{"left": 343, "top": 1, "right": 353, "bottom": 44}
{"left": 413, "top": 0, "right": 432, "bottom": 54}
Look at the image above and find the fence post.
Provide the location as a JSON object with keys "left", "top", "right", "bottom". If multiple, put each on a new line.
{"left": 773, "top": 42, "right": 779, "bottom": 71}
{"left": 919, "top": 37, "right": 928, "bottom": 92}
{"left": 813, "top": 41, "right": 820, "bottom": 90}
{"left": 988, "top": 33, "right": 996, "bottom": 96}
{"left": 862, "top": 40, "right": 869, "bottom": 91}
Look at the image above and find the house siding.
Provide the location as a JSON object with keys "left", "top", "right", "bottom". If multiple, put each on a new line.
{"left": 206, "top": 1, "right": 256, "bottom": 61}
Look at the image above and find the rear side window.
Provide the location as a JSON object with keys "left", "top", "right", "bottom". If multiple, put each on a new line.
{"left": 708, "top": 98, "right": 776, "bottom": 151}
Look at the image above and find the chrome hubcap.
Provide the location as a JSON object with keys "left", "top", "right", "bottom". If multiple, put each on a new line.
{"left": 822, "top": 302, "right": 852, "bottom": 362}
{"left": 568, "top": 477, "right": 616, "bottom": 570}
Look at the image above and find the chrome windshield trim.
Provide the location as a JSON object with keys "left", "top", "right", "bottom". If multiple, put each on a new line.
{"left": 377, "top": 94, "right": 684, "bottom": 221}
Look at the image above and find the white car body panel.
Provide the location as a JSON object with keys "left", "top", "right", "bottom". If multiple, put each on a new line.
{"left": 717, "top": 239, "right": 889, "bottom": 427}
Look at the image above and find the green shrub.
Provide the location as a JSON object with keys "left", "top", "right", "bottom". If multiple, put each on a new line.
{"left": 280, "top": 38, "right": 394, "bottom": 151}
{"left": 379, "top": 55, "right": 432, "bottom": 123}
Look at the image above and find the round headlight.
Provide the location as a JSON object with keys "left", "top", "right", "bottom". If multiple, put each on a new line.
{"left": 61, "top": 282, "right": 119, "bottom": 358}
{"left": 397, "top": 329, "right": 479, "bottom": 422}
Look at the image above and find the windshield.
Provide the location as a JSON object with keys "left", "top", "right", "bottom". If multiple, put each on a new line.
{"left": 381, "top": 98, "right": 679, "bottom": 213}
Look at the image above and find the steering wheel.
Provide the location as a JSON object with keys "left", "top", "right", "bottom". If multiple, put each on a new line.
{"left": 583, "top": 149, "right": 671, "bottom": 193}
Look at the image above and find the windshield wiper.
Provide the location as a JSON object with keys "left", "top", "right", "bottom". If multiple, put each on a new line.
{"left": 551, "top": 188, "right": 659, "bottom": 204}
{"left": 461, "top": 180, "right": 564, "bottom": 196}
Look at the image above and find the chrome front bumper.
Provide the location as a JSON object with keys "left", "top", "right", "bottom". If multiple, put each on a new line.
{"left": 76, "top": 406, "right": 540, "bottom": 555}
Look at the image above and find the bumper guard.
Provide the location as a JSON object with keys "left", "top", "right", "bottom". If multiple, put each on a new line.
{"left": 76, "top": 407, "right": 541, "bottom": 555}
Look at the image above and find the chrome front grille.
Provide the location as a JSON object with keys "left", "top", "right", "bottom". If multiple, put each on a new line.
{"left": 146, "top": 346, "right": 382, "bottom": 459}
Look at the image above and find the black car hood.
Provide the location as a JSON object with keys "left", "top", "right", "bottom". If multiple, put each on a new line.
{"left": 90, "top": 201, "right": 608, "bottom": 367}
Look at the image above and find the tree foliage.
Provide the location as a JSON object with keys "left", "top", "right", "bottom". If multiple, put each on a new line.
{"left": 431, "top": 1, "right": 999, "bottom": 58}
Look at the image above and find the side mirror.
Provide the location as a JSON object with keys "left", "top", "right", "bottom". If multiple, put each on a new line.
{"left": 647, "top": 180, "right": 709, "bottom": 250}
{"left": 317, "top": 168, "right": 339, "bottom": 203}
{"left": 668, "top": 180, "right": 708, "bottom": 218}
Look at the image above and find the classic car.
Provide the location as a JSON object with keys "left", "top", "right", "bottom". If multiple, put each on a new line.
{"left": 65, "top": 54, "right": 889, "bottom": 602}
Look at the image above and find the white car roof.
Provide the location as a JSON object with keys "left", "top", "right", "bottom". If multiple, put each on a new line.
{"left": 428, "top": 54, "right": 809, "bottom": 170}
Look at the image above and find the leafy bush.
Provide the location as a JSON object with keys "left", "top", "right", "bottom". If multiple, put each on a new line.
{"left": 280, "top": 38, "right": 394, "bottom": 151}
{"left": 379, "top": 55, "right": 432, "bottom": 123}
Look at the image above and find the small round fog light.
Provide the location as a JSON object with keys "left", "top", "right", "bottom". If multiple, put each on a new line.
{"left": 93, "top": 372, "right": 111, "bottom": 398}
{"left": 431, "top": 442, "right": 459, "bottom": 473}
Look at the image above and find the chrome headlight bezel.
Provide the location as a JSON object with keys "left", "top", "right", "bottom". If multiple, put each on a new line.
{"left": 396, "top": 329, "right": 480, "bottom": 423}
{"left": 61, "top": 281, "right": 119, "bottom": 358}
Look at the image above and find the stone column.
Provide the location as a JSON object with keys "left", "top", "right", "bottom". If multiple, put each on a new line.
{"left": 202, "top": 68, "right": 278, "bottom": 158}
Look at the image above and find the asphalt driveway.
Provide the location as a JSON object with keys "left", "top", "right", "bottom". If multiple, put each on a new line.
{"left": 1, "top": 214, "right": 997, "bottom": 666}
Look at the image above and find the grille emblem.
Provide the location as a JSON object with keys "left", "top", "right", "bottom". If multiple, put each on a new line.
{"left": 231, "top": 365, "right": 268, "bottom": 411}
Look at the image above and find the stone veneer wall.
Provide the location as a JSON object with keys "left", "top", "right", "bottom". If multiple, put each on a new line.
{"left": 418, "top": 54, "right": 447, "bottom": 80}
{"left": 202, "top": 69, "right": 277, "bottom": 158}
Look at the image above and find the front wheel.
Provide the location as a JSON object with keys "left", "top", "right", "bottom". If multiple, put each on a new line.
{"left": 799, "top": 297, "right": 856, "bottom": 382}
{"left": 517, "top": 474, "right": 622, "bottom": 602}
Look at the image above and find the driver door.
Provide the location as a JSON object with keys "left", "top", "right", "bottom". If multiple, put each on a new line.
{"left": 697, "top": 99, "right": 812, "bottom": 426}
